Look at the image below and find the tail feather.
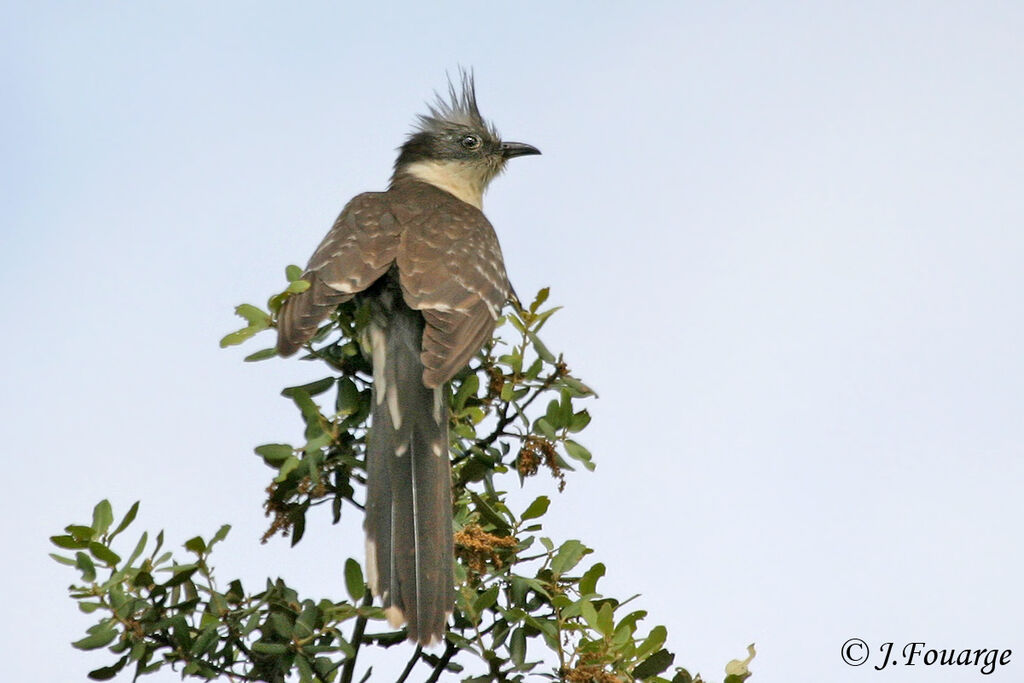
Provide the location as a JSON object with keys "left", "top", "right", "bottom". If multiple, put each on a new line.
{"left": 364, "top": 306, "right": 454, "bottom": 646}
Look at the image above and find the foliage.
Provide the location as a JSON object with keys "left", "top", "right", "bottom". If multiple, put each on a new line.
{"left": 52, "top": 271, "right": 754, "bottom": 682}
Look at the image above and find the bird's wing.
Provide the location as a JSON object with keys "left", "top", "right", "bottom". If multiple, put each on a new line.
{"left": 394, "top": 188, "right": 511, "bottom": 387}
{"left": 276, "top": 192, "right": 401, "bottom": 356}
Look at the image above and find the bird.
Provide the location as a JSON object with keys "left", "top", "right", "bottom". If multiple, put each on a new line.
{"left": 275, "top": 72, "right": 540, "bottom": 646}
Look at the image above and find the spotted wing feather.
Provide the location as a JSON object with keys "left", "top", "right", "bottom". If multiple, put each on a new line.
{"left": 391, "top": 182, "right": 511, "bottom": 387}
{"left": 276, "top": 192, "right": 401, "bottom": 356}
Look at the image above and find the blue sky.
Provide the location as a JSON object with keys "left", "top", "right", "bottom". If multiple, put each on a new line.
{"left": 3, "top": 2, "right": 1023, "bottom": 681}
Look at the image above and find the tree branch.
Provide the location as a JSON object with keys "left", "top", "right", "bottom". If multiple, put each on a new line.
{"left": 340, "top": 591, "right": 373, "bottom": 683}
{"left": 424, "top": 639, "right": 458, "bottom": 683}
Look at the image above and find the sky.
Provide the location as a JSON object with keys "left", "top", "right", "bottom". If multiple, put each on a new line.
{"left": 3, "top": 2, "right": 1023, "bottom": 681}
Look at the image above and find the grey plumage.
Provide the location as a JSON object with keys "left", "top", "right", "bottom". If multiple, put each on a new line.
{"left": 275, "top": 73, "right": 539, "bottom": 646}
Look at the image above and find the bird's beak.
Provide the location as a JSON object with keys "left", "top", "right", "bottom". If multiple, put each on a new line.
{"left": 500, "top": 141, "right": 541, "bottom": 159}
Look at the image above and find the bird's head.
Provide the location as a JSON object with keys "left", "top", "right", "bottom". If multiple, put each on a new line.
{"left": 392, "top": 71, "right": 540, "bottom": 209}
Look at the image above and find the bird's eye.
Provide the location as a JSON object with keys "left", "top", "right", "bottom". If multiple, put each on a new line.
{"left": 460, "top": 135, "right": 481, "bottom": 150}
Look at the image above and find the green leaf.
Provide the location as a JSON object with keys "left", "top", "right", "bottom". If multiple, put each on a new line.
{"left": 636, "top": 625, "right": 668, "bottom": 660}
{"left": 285, "top": 264, "right": 304, "bottom": 281}
{"left": 92, "top": 500, "right": 114, "bottom": 536}
{"left": 725, "top": 643, "right": 757, "bottom": 681}
{"left": 544, "top": 398, "right": 563, "bottom": 428}
{"left": 252, "top": 642, "right": 289, "bottom": 655}
{"left": 634, "top": 648, "right": 675, "bottom": 679}
{"left": 219, "top": 326, "right": 261, "bottom": 348}
{"left": 269, "top": 611, "right": 294, "bottom": 639}
{"left": 108, "top": 501, "right": 139, "bottom": 542}
{"left": 523, "top": 357, "right": 544, "bottom": 381}
{"left": 596, "top": 602, "right": 614, "bottom": 637}
{"left": 89, "top": 542, "right": 120, "bottom": 566}
{"left": 290, "top": 508, "right": 307, "bottom": 546}
{"left": 527, "top": 331, "right": 555, "bottom": 363}
{"left": 296, "top": 653, "right": 314, "bottom": 682}
{"left": 344, "top": 558, "right": 365, "bottom": 602}
{"left": 275, "top": 456, "right": 301, "bottom": 482}
{"left": 558, "top": 389, "right": 574, "bottom": 425}
{"left": 163, "top": 564, "right": 198, "bottom": 587}
{"left": 470, "top": 492, "right": 511, "bottom": 532}
{"left": 49, "top": 552, "right": 76, "bottom": 566}
{"left": 66, "top": 524, "right": 95, "bottom": 542}
{"left": 124, "top": 531, "right": 148, "bottom": 568}
{"left": 550, "top": 539, "right": 589, "bottom": 576}
{"left": 255, "top": 443, "right": 294, "bottom": 466}
{"left": 507, "top": 314, "right": 527, "bottom": 335}
{"left": 613, "top": 615, "right": 638, "bottom": 647}
{"left": 529, "top": 287, "right": 550, "bottom": 313}
{"left": 510, "top": 626, "right": 527, "bottom": 666}
{"left": 244, "top": 347, "right": 278, "bottom": 362}
{"left": 190, "top": 626, "right": 220, "bottom": 656}
{"left": 184, "top": 536, "right": 206, "bottom": 555}
{"left": 579, "top": 562, "right": 606, "bottom": 595}
{"left": 294, "top": 602, "right": 319, "bottom": 639}
{"left": 267, "top": 292, "right": 288, "bottom": 314}
{"left": 220, "top": 304, "right": 272, "bottom": 347}
{"left": 282, "top": 377, "right": 335, "bottom": 398}
{"left": 210, "top": 524, "right": 230, "bottom": 548}
{"left": 673, "top": 669, "right": 694, "bottom": 683}
{"left": 534, "top": 417, "right": 556, "bottom": 440}
{"left": 87, "top": 656, "right": 127, "bottom": 680}
{"left": 73, "top": 621, "right": 118, "bottom": 650}
{"left": 564, "top": 439, "right": 595, "bottom": 471}
{"left": 75, "top": 551, "right": 97, "bottom": 582}
{"left": 568, "top": 409, "right": 592, "bottom": 433}
{"left": 579, "top": 600, "right": 600, "bottom": 632}
{"left": 562, "top": 374, "right": 597, "bottom": 397}
{"left": 235, "top": 303, "right": 271, "bottom": 326}
{"left": 51, "top": 534, "right": 88, "bottom": 550}
{"left": 474, "top": 584, "right": 500, "bottom": 614}
{"left": 286, "top": 279, "right": 311, "bottom": 294}
{"left": 453, "top": 422, "right": 476, "bottom": 440}
{"left": 521, "top": 495, "right": 550, "bottom": 521}
{"left": 453, "top": 373, "right": 479, "bottom": 412}
{"left": 290, "top": 389, "right": 325, "bottom": 439}
{"left": 336, "top": 377, "right": 362, "bottom": 415}
{"left": 531, "top": 305, "right": 563, "bottom": 333}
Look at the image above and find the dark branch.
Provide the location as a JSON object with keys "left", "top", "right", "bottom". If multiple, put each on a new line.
{"left": 340, "top": 591, "right": 373, "bottom": 683}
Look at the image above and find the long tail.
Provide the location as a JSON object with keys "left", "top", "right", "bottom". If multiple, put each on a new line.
{"left": 363, "top": 301, "right": 454, "bottom": 646}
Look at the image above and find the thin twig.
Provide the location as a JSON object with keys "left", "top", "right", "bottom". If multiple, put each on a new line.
{"left": 424, "top": 639, "right": 459, "bottom": 683}
{"left": 340, "top": 590, "right": 373, "bottom": 683}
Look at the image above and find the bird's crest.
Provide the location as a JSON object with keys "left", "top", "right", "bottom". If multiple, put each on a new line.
{"left": 415, "top": 69, "right": 498, "bottom": 139}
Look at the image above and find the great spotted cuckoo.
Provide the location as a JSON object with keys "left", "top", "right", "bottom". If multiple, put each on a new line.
{"left": 275, "top": 74, "right": 539, "bottom": 646}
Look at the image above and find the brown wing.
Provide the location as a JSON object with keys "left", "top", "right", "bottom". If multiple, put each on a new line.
{"left": 391, "top": 182, "right": 511, "bottom": 387}
{"left": 276, "top": 192, "right": 401, "bottom": 356}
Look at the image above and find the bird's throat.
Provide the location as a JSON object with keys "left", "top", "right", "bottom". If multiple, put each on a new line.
{"left": 402, "top": 159, "right": 489, "bottom": 209}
